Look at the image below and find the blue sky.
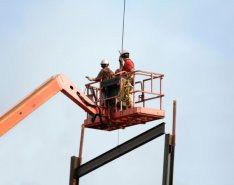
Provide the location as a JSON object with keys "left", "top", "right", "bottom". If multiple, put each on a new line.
{"left": 0, "top": 0, "right": 234, "bottom": 185}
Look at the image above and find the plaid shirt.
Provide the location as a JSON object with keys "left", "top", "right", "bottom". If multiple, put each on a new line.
{"left": 96, "top": 67, "right": 114, "bottom": 80}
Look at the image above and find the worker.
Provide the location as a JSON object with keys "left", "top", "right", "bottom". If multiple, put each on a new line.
{"left": 119, "top": 49, "right": 135, "bottom": 73}
{"left": 118, "top": 50, "right": 135, "bottom": 108}
{"left": 86, "top": 59, "right": 114, "bottom": 81}
{"left": 86, "top": 59, "right": 114, "bottom": 107}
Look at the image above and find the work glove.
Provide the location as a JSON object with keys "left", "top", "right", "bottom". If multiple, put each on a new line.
{"left": 85, "top": 76, "right": 92, "bottom": 81}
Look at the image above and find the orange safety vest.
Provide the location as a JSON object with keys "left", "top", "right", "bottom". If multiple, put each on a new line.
{"left": 123, "top": 58, "right": 134, "bottom": 72}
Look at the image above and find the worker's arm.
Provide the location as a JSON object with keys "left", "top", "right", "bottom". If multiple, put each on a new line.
{"left": 86, "top": 76, "right": 95, "bottom": 81}
{"left": 85, "top": 76, "right": 101, "bottom": 82}
{"left": 86, "top": 69, "right": 104, "bottom": 82}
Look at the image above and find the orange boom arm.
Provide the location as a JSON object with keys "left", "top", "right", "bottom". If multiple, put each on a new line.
{"left": 0, "top": 74, "right": 98, "bottom": 136}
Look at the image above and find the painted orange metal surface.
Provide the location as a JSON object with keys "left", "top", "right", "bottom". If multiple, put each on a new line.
{"left": 84, "top": 107, "right": 165, "bottom": 131}
{"left": 0, "top": 74, "right": 98, "bottom": 136}
{"left": 83, "top": 70, "right": 165, "bottom": 130}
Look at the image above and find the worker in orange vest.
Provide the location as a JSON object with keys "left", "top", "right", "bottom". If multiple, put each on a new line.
{"left": 119, "top": 49, "right": 135, "bottom": 73}
{"left": 86, "top": 59, "right": 114, "bottom": 81}
{"left": 117, "top": 50, "right": 135, "bottom": 108}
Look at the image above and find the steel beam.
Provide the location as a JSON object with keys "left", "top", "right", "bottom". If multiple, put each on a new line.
{"left": 75, "top": 122, "right": 165, "bottom": 178}
{"left": 69, "top": 156, "right": 80, "bottom": 185}
{"left": 162, "top": 134, "right": 175, "bottom": 185}
{"left": 162, "top": 134, "right": 170, "bottom": 185}
{"left": 169, "top": 145, "right": 175, "bottom": 185}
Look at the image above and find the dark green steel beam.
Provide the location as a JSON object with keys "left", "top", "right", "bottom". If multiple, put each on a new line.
{"left": 75, "top": 122, "right": 165, "bottom": 178}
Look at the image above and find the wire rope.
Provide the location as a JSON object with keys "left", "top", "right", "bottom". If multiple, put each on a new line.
{"left": 121, "top": 0, "right": 126, "bottom": 52}
{"left": 118, "top": 0, "right": 126, "bottom": 146}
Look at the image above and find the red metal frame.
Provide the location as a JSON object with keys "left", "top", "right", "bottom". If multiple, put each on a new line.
{"left": 84, "top": 70, "right": 165, "bottom": 130}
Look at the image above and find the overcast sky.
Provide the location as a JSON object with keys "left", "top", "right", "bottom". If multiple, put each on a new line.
{"left": 0, "top": 0, "right": 234, "bottom": 185}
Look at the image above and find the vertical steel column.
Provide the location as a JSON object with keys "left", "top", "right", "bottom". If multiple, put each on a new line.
{"left": 169, "top": 141, "right": 175, "bottom": 185}
{"left": 69, "top": 156, "right": 80, "bottom": 185}
{"left": 162, "top": 100, "right": 176, "bottom": 185}
{"left": 162, "top": 134, "right": 175, "bottom": 185}
{"left": 169, "top": 100, "right": 177, "bottom": 185}
{"left": 162, "top": 134, "right": 171, "bottom": 185}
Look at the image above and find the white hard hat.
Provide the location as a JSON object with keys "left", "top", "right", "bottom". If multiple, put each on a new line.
{"left": 120, "top": 49, "right": 129, "bottom": 55}
{"left": 100, "top": 59, "right": 109, "bottom": 65}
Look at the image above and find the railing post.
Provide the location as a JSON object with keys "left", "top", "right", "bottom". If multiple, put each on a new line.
{"left": 132, "top": 71, "right": 136, "bottom": 107}
{"left": 151, "top": 73, "right": 153, "bottom": 93}
{"left": 160, "top": 77, "right": 162, "bottom": 110}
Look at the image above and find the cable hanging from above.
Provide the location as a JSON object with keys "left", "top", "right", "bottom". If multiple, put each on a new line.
{"left": 121, "top": 0, "right": 126, "bottom": 52}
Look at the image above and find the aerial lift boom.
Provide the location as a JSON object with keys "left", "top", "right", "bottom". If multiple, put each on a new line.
{"left": 0, "top": 71, "right": 174, "bottom": 185}
{"left": 0, "top": 74, "right": 99, "bottom": 136}
{"left": 0, "top": 70, "right": 164, "bottom": 136}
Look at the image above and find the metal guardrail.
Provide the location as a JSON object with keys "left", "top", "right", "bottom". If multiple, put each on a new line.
{"left": 84, "top": 70, "right": 164, "bottom": 111}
